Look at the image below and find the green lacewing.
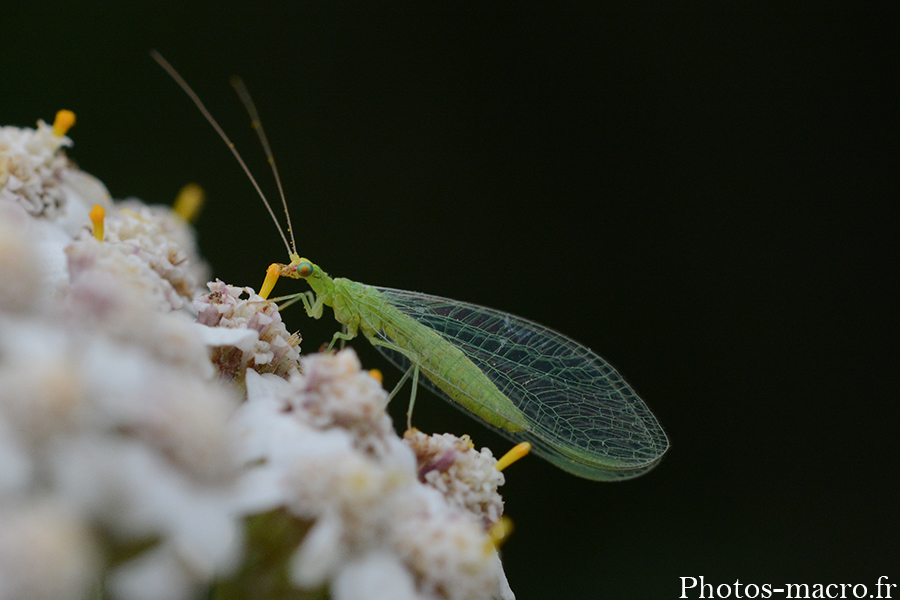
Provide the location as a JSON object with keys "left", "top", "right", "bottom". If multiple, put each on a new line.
{"left": 153, "top": 50, "right": 668, "bottom": 480}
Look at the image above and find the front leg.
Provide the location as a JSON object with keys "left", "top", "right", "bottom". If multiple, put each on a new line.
{"left": 270, "top": 291, "right": 317, "bottom": 315}
{"left": 269, "top": 290, "right": 325, "bottom": 320}
{"left": 294, "top": 291, "right": 324, "bottom": 320}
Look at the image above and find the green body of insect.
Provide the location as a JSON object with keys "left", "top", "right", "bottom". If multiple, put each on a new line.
{"left": 281, "top": 258, "right": 529, "bottom": 434}
{"left": 278, "top": 257, "right": 668, "bottom": 481}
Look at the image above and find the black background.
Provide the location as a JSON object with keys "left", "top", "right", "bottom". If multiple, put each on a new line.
{"left": 4, "top": 4, "right": 897, "bottom": 599}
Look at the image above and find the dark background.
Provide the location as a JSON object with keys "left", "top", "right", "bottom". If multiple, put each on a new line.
{"left": 4, "top": 4, "right": 897, "bottom": 598}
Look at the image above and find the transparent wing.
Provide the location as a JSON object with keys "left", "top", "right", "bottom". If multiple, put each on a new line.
{"left": 367, "top": 286, "right": 669, "bottom": 481}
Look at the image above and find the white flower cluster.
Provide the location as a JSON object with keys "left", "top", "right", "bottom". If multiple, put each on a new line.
{"left": 71, "top": 198, "right": 211, "bottom": 310}
{"left": 194, "top": 280, "right": 301, "bottom": 384}
{"left": 235, "top": 351, "right": 515, "bottom": 600}
{"left": 404, "top": 430, "right": 506, "bottom": 529}
{"left": 0, "top": 116, "right": 107, "bottom": 234}
{"left": 0, "top": 115, "right": 516, "bottom": 600}
{"left": 1, "top": 116, "right": 242, "bottom": 600}
{"left": 0, "top": 117, "right": 73, "bottom": 220}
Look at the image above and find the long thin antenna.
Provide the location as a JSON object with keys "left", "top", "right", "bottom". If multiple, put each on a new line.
{"left": 229, "top": 76, "right": 298, "bottom": 258}
{"left": 150, "top": 50, "right": 295, "bottom": 259}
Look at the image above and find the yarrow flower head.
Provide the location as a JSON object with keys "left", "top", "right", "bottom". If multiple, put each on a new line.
{"left": 0, "top": 111, "right": 108, "bottom": 235}
{"left": 194, "top": 280, "right": 302, "bottom": 383}
{"left": 1, "top": 114, "right": 245, "bottom": 600}
{"left": 232, "top": 350, "right": 515, "bottom": 600}
{"left": 1, "top": 112, "right": 518, "bottom": 600}
{"left": 0, "top": 112, "right": 76, "bottom": 220}
{"left": 71, "top": 199, "right": 211, "bottom": 308}
{"left": 404, "top": 429, "right": 506, "bottom": 528}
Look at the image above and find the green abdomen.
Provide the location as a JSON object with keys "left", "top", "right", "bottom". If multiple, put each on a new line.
{"left": 338, "top": 282, "right": 527, "bottom": 433}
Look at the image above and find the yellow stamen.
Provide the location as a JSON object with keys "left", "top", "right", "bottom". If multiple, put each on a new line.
{"left": 172, "top": 183, "right": 205, "bottom": 223}
{"left": 485, "top": 516, "right": 514, "bottom": 552}
{"left": 368, "top": 369, "right": 383, "bottom": 383}
{"left": 495, "top": 442, "right": 531, "bottom": 472}
{"left": 260, "top": 263, "right": 282, "bottom": 299}
{"left": 89, "top": 204, "right": 105, "bottom": 241}
{"left": 52, "top": 110, "right": 76, "bottom": 137}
